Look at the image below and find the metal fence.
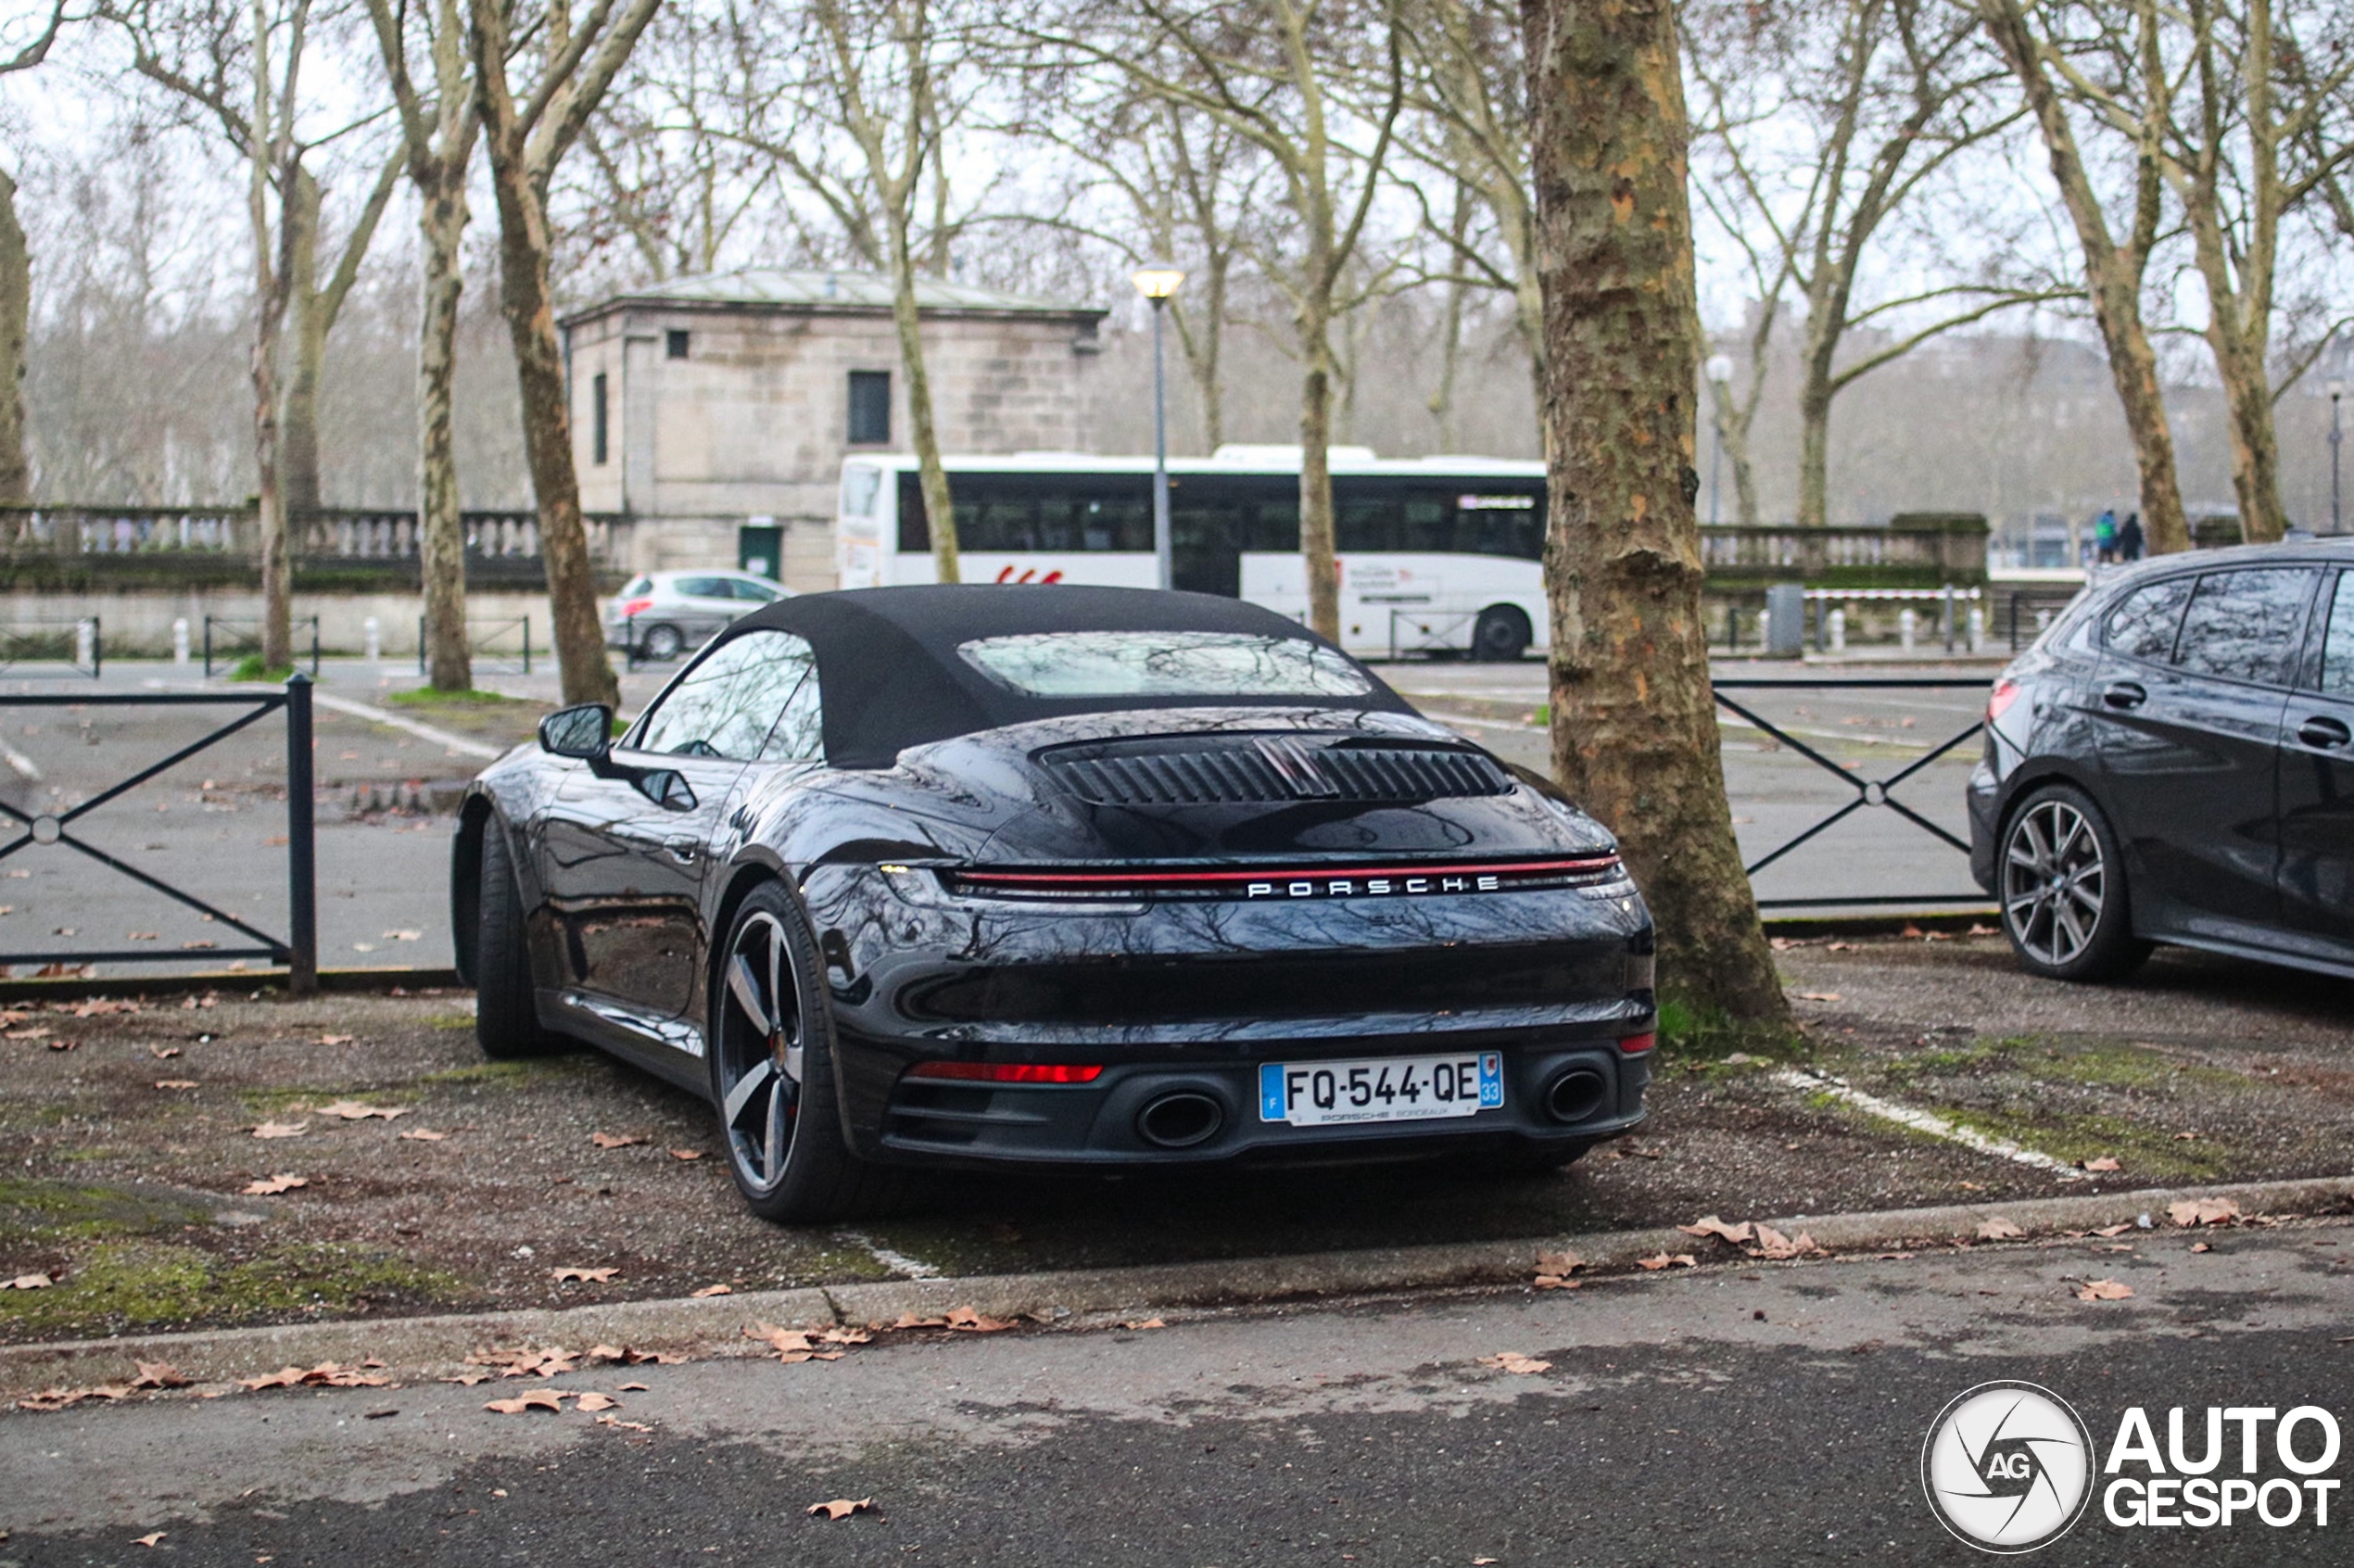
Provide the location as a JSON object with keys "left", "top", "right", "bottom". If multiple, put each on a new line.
{"left": 1714, "top": 676, "right": 1993, "bottom": 910}
{"left": 419, "top": 614, "right": 533, "bottom": 677}
{"left": 202, "top": 615, "right": 322, "bottom": 677}
{"left": 0, "top": 617, "right": 102, "bottom": 678}
{"left": 0, "top": 679, "right": 316, "bottom": 991}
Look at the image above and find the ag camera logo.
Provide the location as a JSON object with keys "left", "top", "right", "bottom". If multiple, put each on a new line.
{"left": 1922, "top": 1382, "right": 2095, "bottom": 1552}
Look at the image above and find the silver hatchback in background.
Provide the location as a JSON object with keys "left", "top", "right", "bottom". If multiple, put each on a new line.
{"left": 602, "top": 570, "right": 791, "bottom": 661}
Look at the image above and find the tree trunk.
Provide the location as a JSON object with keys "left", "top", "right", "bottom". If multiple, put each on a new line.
{"left": 2196, "top": 274, "right": 2285, "bottom": 543}
{"left": 1524, "top": 0, "right": 1789, "bottom": 1026}
{"left": 418, "top": 163, "right": 472, "bottom": 692}
{"left": 0, "top": 166, "right": 29, "bottom": 505}
{"left": 280, "top": 171, "right": 325, "bottom": 514}
{"left": 1297, "top": 299, "right": 1341, "bottom": 642}
{"left": 1430, "top": 186, "right": 1471, "bottom": 450}
{"left": 253, "top": 303, "right": 292, "bottom": 673}
{"left": 1981, "top": 0, "right": 2190, "bottom": 553}
{"left": 484, "top": 155, "right": 615, "bottom": 709}
{"left": 1793, "top": 315, "right": 1836, "bottom": 527}
{"left": 888, "top": 226, "right": 957, "bottom": 585}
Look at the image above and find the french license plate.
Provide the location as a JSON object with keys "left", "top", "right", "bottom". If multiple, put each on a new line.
{"left": 1259, "top": 1052, "right": 1504, "bottom": 1127}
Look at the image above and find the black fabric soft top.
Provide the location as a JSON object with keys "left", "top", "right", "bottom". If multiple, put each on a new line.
{"left": 717, "top": 585, "right": 1411, "bottom": 769}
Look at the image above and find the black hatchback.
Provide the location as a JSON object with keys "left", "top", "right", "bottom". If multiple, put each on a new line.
{"left": 1967, "top": 537, "right": 2354, "bottom": 981}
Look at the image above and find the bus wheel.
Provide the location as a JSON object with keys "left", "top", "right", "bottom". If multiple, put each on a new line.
{"left": 1472, "top": 606, "right": 1531, "bottom": 662}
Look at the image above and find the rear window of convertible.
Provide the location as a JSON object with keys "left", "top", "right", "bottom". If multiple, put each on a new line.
{"left": 956, "top": 631, "right": 1374, "bottom": 700}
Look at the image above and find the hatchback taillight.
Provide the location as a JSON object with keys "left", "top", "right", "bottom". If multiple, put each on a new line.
{"left": 618, "top": 597, "right": 652, "bottom": 618}
{"left": 1986, "top": 679, "right": 2021, "bottom": 723}
{"left": 1617, "top": 1031, "right": 1656, "bottom": 1055}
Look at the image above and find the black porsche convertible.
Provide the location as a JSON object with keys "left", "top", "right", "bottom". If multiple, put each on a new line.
{"left": 453, "top": 586, "right": 1656, "bottom": 1222}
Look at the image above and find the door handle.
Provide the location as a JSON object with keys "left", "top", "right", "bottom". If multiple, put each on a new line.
{"left": 2101, "top": 681, "right": 2146, "bottom": 710}
{"left": 664, "top": 837, "right": 702, "bottom": 865}
{"left": 2297, "top": 715, "right": 2352, "bottom": 750}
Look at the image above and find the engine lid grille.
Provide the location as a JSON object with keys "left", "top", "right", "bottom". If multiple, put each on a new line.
{"left": 1042, "top": 736, "right": 1512, "bottom": 807}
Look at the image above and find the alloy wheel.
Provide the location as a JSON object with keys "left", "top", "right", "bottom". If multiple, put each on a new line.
{"left": 716, "top": 911, "right": 804, "bottom": 1191}
{"left": 2002, "top": 798, "right": 2107, "bottom": 967}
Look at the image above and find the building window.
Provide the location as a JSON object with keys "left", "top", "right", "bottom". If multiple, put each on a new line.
{"left": 665, "top": 328, "right": 690, "bottom": 360}
{"left": 592, "top": 372, "right": 609, "bottom": 465}
{"left": 848, "top": 370, "right": 892, "bottom": 445}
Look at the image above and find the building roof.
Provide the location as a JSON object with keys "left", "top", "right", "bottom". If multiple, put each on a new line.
{"left": 562, "top": 267, "right": 1107, "bottom": 326}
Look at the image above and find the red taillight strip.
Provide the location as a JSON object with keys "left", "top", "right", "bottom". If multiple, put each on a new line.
{"left": 1617, "top": 1031, "right": 1656, "bottom": 1055}
{"left": 948, "top": 855, "right": 1622, "bottom": 891}
{"left": 905, "top": 1061, "right": 1105, "bottom": 1084}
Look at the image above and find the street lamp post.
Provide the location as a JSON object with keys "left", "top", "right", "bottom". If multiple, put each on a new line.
{"left": 1133, "top": 262, "right": 1186, "bottom": 590}
{"left": 1703, "top": 353, "right": 1734, "bottom": 527}
{"left": 2329, "top": 377, "right": 2345, "bottom": 536}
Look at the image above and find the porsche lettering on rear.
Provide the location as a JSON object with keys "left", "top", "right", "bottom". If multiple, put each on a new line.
{"left": 1245, "top": 875, "right": 1501, "bottom": 898}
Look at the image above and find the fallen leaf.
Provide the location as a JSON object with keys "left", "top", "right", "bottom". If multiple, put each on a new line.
{"left": 1791, "top": 991, "right": 1842, "bottom": 1002}
{"left": 2169, "top": 1197, "right": 2241, "bottom": 1228}
{"left": 249, "top": 1121, "right": 307, "bottom": 1140}
{"left": 442, "top": 1371, "right": 492, "bottom": 1385}
{"left": 689, "top": 1283, "right": 732, "bottom": 1298}
{"left": 1536, "top": 1249, "right": 1586, "bottom": 1274}
{"left": 1120, "top": 1318, "right": 1168, "bottom": 1331}
{"left": 181, "top": 940, "right": 219, "bottom": 951}
{"left": 6, "top": 1272, "right": 54, "bottom": 1290}
{"left": 1477, "top": 1352, "right": 1552, "bottom": 1375}
{"left": 313, "top": 1033, "right": 356, "bottom": 1046}
{"left": 617, "top": 1381, "right": 650, "bottom": 1392}
{"left": 818, "top": 1327, "right": 872, "bottom": 1346}
{"left": 2175, "top": 1131, "right": 2200, "bottom": 1142}
{"left": 2094, "top": 1223, "right": 2133, "bottom": 1238}
{"left": 154, "top": 1079, "right": 198, "bottom": 1091}
{"left": 805, "top": 1498, "right": 877, "bottom": 1521}
{"left": 382, "top": 929, "right": 423, "bottom": 941}
{"left": 2190, "top": 1241, "right": 2213, "bottom": 1253}
{"left": 241, "top": 1173, "right": 307, "bottom": 1195}
{"left": 583, "top": 1345, "right": 680, "bottom": 1367}
{"left": 2080, "top": 1157, "right": 2122, "bottom": 1172}
{"left": 398, "top": 1128, "right": 449, "bottom": 1142}
{"left": 127, "top": 931, "right": 158, "bottom": 942}
{"left": 1748, "top": 1225, "right": 1827, "bottom": 1261}
{"left": 44, "top": 1038, "right": 75, "bottom": 1051}
{"left": 317, "top": 1099, "right": 407, "bottom": 1121}
{"left": 2077, "top": 1279, "right": 2135, "bottom": 1302}
{"left": 134, "top": 1532, "right": 165, "bottom": 1548}
{"left": 132, "top": 1362, "right": 191, "bottom": 1390}
{"left": 1678, "top": 1215, "right": 1754, "bottom": 1245}
{"left": 484, "top": 1390, "right": 565, "bottom": 1414}
{"left": 885, "top": 1312, "right": 948, "bottom": 1330}
{"left": 574, "top": 1392, "right": 620, "bottom": 1412}
{"left": 1636, "top": 1253, "right": 1697, "bottom": 1271}
{"left": 668, "top": 1148, "right": 703, "bottom": 1161}
{"left": 1977, "top": 1217, "right": 2026, "bottom": 1241}
{"left": 596, "top": 1413, "right": 655, "bottom": 1431}
{"left": 469, "top": 1346, "right": 581, "bottom": 1379}
{"left": 66, "top": 999, "right": 140, "bottom": 1018}
{"left": 148, "top": 1045, "right": 182, "bottom": 1059}
{"left": 589, "top": 1132, "right": 644, "bottom": 1149}
{"left": 553, "top": 1266, "right": 618, "bottom": 1283}
{"left": 945, "top": 1305, "right": 1017, "bottom": 1333}
{"left": 1532, "top": 1273, "right": 1581, "bottom": 1291}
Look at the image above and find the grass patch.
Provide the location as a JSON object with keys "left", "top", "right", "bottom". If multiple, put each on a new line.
{"left": 385, "top": 687, "right": 525, "bottom": 708}
{"left": 1660, "top": 993, "right": 1811, "bottom": 1066}
{"left": 423, "top": 1011, "right": 476, "bottom": 1031}
{"left": 226, "top": 654, "right": 301, "bottom": 684}
{"left": 418, "top": 1056, "right": 580, "bottom": 1088}
{"left": 0, "top": 1178, "right": 215, "bottom": 1244}
{"left": 0, "top": 1239, "right": 464, "bottom": 1339}
{"left": 1865, "top": 1034, "right": 2245, "bottom": 1094}
{"left": 1928, "top": 1104, "right": 2233, "bottom": 1183}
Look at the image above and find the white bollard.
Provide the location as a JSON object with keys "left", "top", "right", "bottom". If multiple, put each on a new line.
{"left": 363, "top": 615, "right": 382, "bottom": 663}
{"left": 172, "top": 618, "right": 190, "bottom": 666}
{"left": 1967, "top": 606, "right": 1985, "bottom": 654}
{"left": 1828, "top": 607, "right": 1847, "bottom": 653}
{"left": 1899, "top": 608, "right": 1917, "bottom": 651}
{"left": 74, "top": 619, "right": 95, "bottom": 670}
{"left": 1757, "top": 609, "right": 1771, "bottom": 651}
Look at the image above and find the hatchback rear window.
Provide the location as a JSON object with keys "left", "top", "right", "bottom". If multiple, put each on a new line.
{"left": 2173, "top": 568, "right": 2313, "bottom": 686}
{"left": 2104, "top": 576, "right": 2194, "bottom": 664}
{"left": 957, "top": 631, "right": 1373, "bottom": 700}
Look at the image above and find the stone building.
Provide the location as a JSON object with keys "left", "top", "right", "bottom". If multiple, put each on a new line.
{"left": 561, "top": 269, "right": 1107, "bottom": 590}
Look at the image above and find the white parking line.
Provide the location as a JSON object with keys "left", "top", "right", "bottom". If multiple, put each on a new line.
{"left": 1770, "top": 1066, "right": 2085, "bottom": 1181}
{"left": 838, "top": 1230, "right": 942, "bottom": 1280}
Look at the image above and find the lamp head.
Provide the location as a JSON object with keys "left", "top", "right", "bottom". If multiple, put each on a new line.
{"left": 1704, "top": 353, "right": 1735, "bottom": 384}
{"left": 1132, "top": 263, "right": 1185, "bottom": 301}
{"left": 2328, "top": 377, "right": 2346, "bottom": 400}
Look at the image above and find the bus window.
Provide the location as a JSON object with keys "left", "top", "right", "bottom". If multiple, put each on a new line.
{"left": 1244, "top": 499, "right": 1299, "bottom": 552}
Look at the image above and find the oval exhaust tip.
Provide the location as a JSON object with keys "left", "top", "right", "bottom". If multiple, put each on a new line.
{"left": 1544, "top": 1069, "right": 1608, "bottom": 1125}
{"left": 1136, "top": 1092, "right": 1224, "bottom": 1149}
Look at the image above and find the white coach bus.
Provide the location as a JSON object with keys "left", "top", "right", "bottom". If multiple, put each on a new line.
{"left": 834, "top": 446, "right": 1548, "bottom": 661}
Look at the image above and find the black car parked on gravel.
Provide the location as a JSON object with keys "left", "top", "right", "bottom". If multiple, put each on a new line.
{"left": 1968, "top": 537, "right": 2354, "bottom": 982}
{"left": 453, "top": 586, "right": 1657, "bottom": 1223}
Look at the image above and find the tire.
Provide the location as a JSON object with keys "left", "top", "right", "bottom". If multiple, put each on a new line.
{"left": 709, "top": 880, "right": 902, "bottom": 1224}
{"left": 1472, "top": 605, "right": 1532, "bottom": 663}
{"left": 1997, "top": 782, "right": 2152, "bottom": 982}
{"left": 640, "top": 623, "right": 684, "bottom": 661}
{"left": 475, "top": 822, "right": 557, "bottom": 1058}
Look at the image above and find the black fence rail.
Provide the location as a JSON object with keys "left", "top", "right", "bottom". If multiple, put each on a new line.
{"left": 1714, "top": 676, "right": 1993, "bottom": 910}
{"left": 0, "top": 680, "right": 316, "bottom": 991}
{"left": 0, "top": 616, "right": 102, "bottom": 678}
{"left": 203, "top": 615, "right": 322, "bottom": 677}
{"left": 419, "top": 614, "right": 533, "bottom": 677}
{"left": 2000, "top": 586, "right": 2087, "bottom": 651}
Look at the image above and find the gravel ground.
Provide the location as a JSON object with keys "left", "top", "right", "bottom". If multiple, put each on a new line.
{"left": 4, "top": 931, "right": 2347, "bottom": 1345}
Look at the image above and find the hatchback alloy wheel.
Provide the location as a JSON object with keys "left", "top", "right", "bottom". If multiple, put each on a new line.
{"left": 716, "top": 910, "right": 804, "bottom": 1194}
{"left": 2003, "top": 797, "right": 2107, "bottom": 967}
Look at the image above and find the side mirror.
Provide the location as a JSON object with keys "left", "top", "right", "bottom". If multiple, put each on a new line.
{"left": 539, "top": 703, "right": 614, "bottom": 761}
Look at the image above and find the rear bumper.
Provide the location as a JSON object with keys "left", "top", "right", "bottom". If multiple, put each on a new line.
{"left": 1967, "top": 759, "right": 2002, "bottom": 892}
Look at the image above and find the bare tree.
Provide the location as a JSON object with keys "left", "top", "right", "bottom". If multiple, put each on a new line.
{"left": 366, "top": 0, "right": 482, "bottom": 690}
{"left": 1031, "top": 0, "right": 1405, "bottom": 641}
{"left": 0, "top": 3, "right": 70, "bottom": 506}
{"left": 467, "top": 0, "right": 662, "bottom": 709}
{"left": 1977, "top": 0, "right": 2191, "bottom": 553}
{"left": 1524, "top": 0, "right": 1787, "bottom": 1024}
{"left": 1690, "top": 0, "right": 2067, "bottom": 529}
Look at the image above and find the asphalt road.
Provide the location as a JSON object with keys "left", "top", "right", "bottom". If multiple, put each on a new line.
{"left": 6, "top": 1222, "right": 2348, "bottom": 1565}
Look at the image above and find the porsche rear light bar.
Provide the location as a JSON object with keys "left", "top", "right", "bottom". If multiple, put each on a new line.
{"left": 940, "top": 854, "right": 1626, "bottom": 902}
{"left": 904, "top": 1061, "right": 1105, "bottom": 1084}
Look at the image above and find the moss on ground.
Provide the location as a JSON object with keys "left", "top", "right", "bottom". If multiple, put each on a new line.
{"left": 418, "top": 1057, "right": 582, "bottom": 1088}
{"left": 422, "top": 1012, "right": 475, "bottom": 1031}
{"left": 1866, "top": 1034, "right": 2244, "bottom": 1095}
{"left": 1927, "top": 1105, "right": 2233, "bottom": 1183}
{"left": 1660, "top": 993, "right": 1812, "bottom": 1066}
{"left": 0, "top": 1178, "right": 216, "bottom": 1245}
{"left": 0, "top": 1239, "right": 464, "bottom": 1340}
{"left": 384, "top": 688, "right": 524, "bottom": 708}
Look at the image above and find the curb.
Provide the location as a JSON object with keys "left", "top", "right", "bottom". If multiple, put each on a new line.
{"left": 0, "top": 967, "right": 460, "bottom": 1003}
{"left": 6, "top": 1174, "right": 2348, "bottom": 1398}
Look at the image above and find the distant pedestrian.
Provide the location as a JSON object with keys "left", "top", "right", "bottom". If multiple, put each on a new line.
{"left": 2119, "top": 512, "right": 2144, "bottom": 562}
{"left": 2095, "top": 509, "right": 2119, "bottom": 563}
